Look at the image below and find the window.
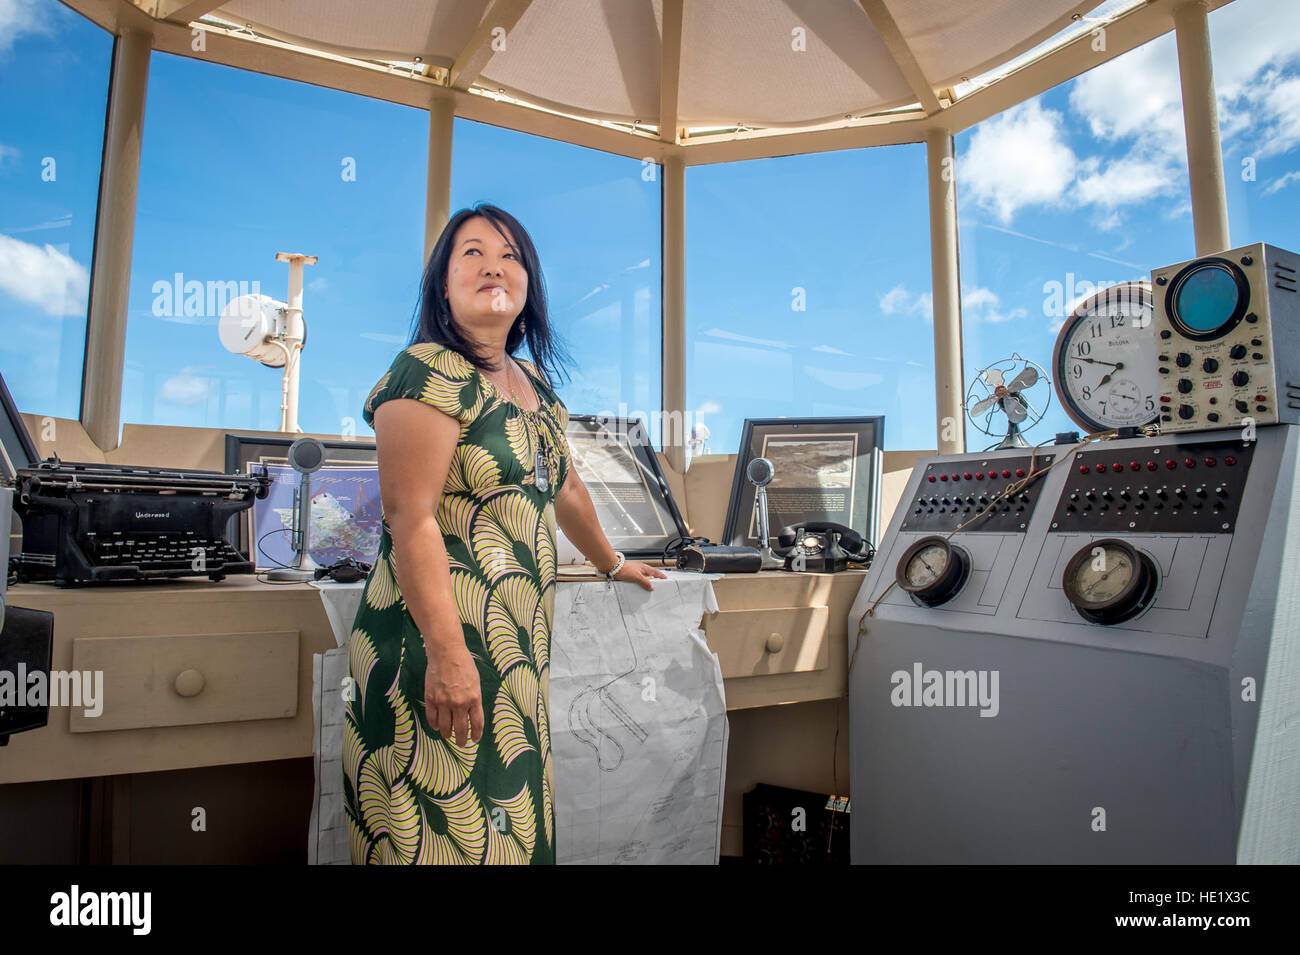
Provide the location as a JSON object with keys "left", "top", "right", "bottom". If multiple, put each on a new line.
{"left": 1210, "top": 0, "right": 1300, "bottom": 254}
{"left": 685, "top": 145, "right": 933, "bottom": 456}
{"left": 0, "top": 0, "right": 111, "bottom": 420}
{"left": 121, "top": 52, "right": 428, "bottom": 434}
{"left": 451, "top": 118, "right": 662, "bottom": 442}
{"left": 955, "top": 32, "right": 1198, "bottom": 449}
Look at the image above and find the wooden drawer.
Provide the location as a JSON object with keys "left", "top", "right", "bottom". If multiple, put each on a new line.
{"left": 69, "top": 630, "right": 299, "bottom": 733}
{"left": 702, "top": 606, "right": 829, "bottom": 678}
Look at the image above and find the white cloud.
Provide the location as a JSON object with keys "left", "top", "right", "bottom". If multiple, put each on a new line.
{"left": 695, "top": 400, "right": 722, "bottom": 416}
{"left": 0, "top": 0, "right": 53, "bottom": 57}
{"left": 962, "top": 285, "right": 1026, "bottom": 324}
{"left": 158, "top": 367, "right": 216, "bottom": 405}
{"left": 812, "top": 343, "right": 853, "bottom": 355}
{"left": 961, "top": 1, "right": 1300, "bottom": 226}
{"left": 959, "top": 100, "right": 1078, "bottom": 223}
{"left": 1264, "top": 169, "right": 1300, "bottom": 195}
{"left": 0, "top": 233, "right": 89, "bottom": 316}
{"left": 0, "top": 142, "right": 18, "bottom": 169}
{"left": 877, "top": 283, "right": 1024, "bottom": 325}
{"left": 879, "top": 284, "right": 932, "bottom": 319}
{"left": 307, "top": 276, "right": 328, "bottom": 292}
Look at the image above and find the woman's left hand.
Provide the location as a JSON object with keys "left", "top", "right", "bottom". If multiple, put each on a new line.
{"left": 613, "top": 560, "right": 669, "bottom": 591}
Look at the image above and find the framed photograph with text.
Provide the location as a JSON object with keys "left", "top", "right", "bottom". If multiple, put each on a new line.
{"left": 224, "top": 434, "right": 381, "bottom": 571}
{"left": 564, "top": 414, "right": 690, "bottom": 559}
{"left": 721, "top": 416, "right": 884, "bottom": 550}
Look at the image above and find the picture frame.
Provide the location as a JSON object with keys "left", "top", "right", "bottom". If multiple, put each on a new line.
{"left": 565, "top": 414, "right": 691, "bottom": 559}
{"left": 224, "top": 434, "right": 380, "bottom": 571}
{"left": 721, "top": 416, "right": 884, "bottom": 550}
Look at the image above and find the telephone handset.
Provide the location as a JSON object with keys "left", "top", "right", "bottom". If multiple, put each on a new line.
{"left": 775, "top": 521, "right": 874, "bottom": 573}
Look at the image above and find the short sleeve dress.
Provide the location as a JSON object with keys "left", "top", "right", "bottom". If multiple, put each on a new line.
{"left": 343, "top": 341, "right": 572, "bottom": 865}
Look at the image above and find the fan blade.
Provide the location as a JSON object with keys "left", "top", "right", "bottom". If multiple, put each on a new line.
{"left": 1003, "top": 394, "right": 1028, "bottom": 423}
{"left": 971, "top": 395, "right": 998, "bottom": 417}
{"left": 982, "top": 368, "right": 1005, "bottom": 389}
{"left": 1006, "top": 365, "right": 1039, "bottom": 393}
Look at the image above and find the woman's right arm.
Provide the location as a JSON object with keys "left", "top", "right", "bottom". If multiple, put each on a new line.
{"left": 372, "top": 398, "right": 484, "bottom": 747}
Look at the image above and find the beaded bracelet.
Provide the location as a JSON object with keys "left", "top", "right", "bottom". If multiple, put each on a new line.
{"left": 603, "top": 551, "right": 626, "bottom": 580}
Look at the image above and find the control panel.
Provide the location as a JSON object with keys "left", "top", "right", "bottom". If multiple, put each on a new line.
{"left": 1153, "top": 242, "right": 1300, "bottom": 432}
{"left": 900, "top": 454, "right": 1055, "bottom": 534}
{"left": 1047, "top": 438, "right": 1253, "bottom": 533}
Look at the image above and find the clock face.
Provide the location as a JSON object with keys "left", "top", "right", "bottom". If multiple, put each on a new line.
{"left": 1053, "top": 283, "right": 1160, "bottom": 433}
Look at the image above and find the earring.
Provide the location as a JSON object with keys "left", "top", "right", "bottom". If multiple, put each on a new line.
{"left": 520, "top": 320, "right": 527, "bottom": 336}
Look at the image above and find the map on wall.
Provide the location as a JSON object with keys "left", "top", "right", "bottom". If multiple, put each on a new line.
{"left": 253, "top": 464, "right": 383, "bottom": 569}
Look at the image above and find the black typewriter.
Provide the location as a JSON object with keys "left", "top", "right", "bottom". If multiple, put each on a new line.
{"left": 10, "top": 455, "right": 271, "bottom": 586}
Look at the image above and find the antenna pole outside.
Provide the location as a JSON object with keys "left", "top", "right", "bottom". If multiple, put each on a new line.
{"left": 275, "top": 252, "right": 317, "bottom": 433}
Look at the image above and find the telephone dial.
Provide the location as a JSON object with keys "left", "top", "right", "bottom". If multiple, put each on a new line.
{"left": 775, "top": 521, "right": 874, "bottom": 573}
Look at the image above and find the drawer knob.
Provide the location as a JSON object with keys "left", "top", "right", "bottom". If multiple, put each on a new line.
{"left": 765, "top": 632, "right": 784, "bottom": 653}
{"left": 174, "top": 668, "right": 206, "bottom": 698}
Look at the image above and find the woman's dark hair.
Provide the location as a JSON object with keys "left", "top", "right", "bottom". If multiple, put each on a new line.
{"left": 409, "top": 203, "right": 572, "bottom": 389}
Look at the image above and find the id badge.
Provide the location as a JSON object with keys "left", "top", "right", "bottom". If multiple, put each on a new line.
{"left": 534, "top": 449, "right": 550, "bottom": 493}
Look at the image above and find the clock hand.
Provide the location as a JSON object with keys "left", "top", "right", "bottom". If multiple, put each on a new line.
{"left": 1075, "top": 356, "right": 1121, "bottom": 368}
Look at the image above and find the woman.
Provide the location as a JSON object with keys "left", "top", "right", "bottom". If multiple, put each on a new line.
{"left": 343, "top": 203, "right": 668, "bottom": 865}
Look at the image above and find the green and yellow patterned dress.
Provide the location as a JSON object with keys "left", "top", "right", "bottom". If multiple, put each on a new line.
{"left": 344, "top": 341, "right": 571, "bottom": 865}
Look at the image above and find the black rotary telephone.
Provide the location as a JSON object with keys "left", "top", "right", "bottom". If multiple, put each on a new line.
{"left": 775, "top": 522, "right": 874, "bottom": 573}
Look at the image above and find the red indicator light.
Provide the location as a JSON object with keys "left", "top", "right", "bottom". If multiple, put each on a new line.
{"left": 1255, "top": 394, "right": 1266, "bottom": 402}
{"left": 1015, "top": 468, "right": 1025, "bottom": 478}
{"left": 928, "top": 475, "right": 936, "bottom": 482}
{"left": 963, "top": 472, "right": 972, "bottom": 480}
{"left": 1095, "top": 464, "right": 1106, "bottom": 473}
{"left": 1147, "top": 461, "right": 1158, "bottom": 471}
{"left": 974, "top": 471, "right": 984, "bottom": 480}
{"left": 1130, "top": 461, "right": 1141, "bottom": 471}
{"left": 951, "top": 473, "right": 960, "bottom": 481}
{"left": 1079, "top": 465, "right": 1090, "bottom": 475}
{"left": 1111, "top": 463, "right": 1123, "bottom": 472}
{"left": 1002, "top": 469, "right": 1011, "bottom": 478}
{"left": 1184, "top": 458, "right": 1196, "bottom": 468}
{"left": 939, "top": 474, "right": 948, "bottom": 481}
{"left": 1166, "top": 459, "right": 1177, "bottom": 469}
{"left": 1225, "top": 455, "right": 1237, "bottom": 466}
{"left": 1159, "top": 396, "right": 1171, "bottom": 403}
{"left": 1204, "top": 457, "right": 1215, "bottom": 467}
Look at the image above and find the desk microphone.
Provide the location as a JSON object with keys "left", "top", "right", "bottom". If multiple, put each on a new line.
{"left": 267, "top": 437, "right": 325, "bottom": 582}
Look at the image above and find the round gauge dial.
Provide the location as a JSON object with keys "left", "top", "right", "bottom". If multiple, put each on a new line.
{"left": 1061, "top": 538, "right": 1159, "bottom": 625}
{"left": 1165, "top": 258, "right": 1249, "bottom": 341}
{"left": 1052, "top": 282, "right": 1159, "bottom": 433}
{"left": 895, "top": 536, "right": 971, "bottom": 607}
{"left": 801, "top": 534, "right": 823, "bottom": 554}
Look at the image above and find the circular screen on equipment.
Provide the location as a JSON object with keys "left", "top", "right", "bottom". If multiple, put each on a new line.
{"left": 1167, "top": 259, "right": 1248, "bottom": 340}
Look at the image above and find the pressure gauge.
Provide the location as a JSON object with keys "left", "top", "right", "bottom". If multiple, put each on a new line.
{"left": 895, "top": 536, "right": 970, "bottom": 607}
{"left": 1061, "top": 538, "right": 1158, "bottom": 625}
{"left": 1052, "top": 282, "right": 1159, "bottom": 433}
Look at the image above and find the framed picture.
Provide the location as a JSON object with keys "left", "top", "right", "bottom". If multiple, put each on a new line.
{"left": 721, "top": 416, "right": 884, "bottom": 550}
{"left": 565, "top": 414, "right": 690, "bottom": 559}
{"left": 224, "top": 434, "right": 381, "bottom": 571}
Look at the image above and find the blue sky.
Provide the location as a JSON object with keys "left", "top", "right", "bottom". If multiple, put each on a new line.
{"left": 2, "top": 0, "right": 1299, "bottom": 457}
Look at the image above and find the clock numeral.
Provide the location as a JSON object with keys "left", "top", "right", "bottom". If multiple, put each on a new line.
{"left": 1082, "top": 385, "right": 1092, "bottom": 400}
{"left": 1090, "top": 321, "right": 1103, "bottom": 338}
{"left": 1072, "top": 363, "right": 1083, "bottom": 379}
{"left": 1145, "top": 397, "right": 1155, "bottom": 412}
{"left": 1099, "top": 400, "right": 1107, "bottom": 412}
{"left": 1076, "top": 340, "right": 1092, "bottom": 356}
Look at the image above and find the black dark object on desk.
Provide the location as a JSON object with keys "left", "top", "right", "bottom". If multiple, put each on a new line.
{"left": 675, "top": 542, "right": 763, "bottom": 573}
{"left": 11, "top": 456, "right": 271, "bottom": 586}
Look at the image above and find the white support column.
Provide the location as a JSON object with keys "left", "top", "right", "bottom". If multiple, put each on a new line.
{"left": 926, "top": 128, "right": 964, "bottom": 455}
{"left": 1174, "top": 0, "right": 1230, "bottom": 256}
{"left": 661, "top": 154, "right": 687, "bottom": 474}
{"left": 82, "top": 28, "right": 151, "bottom": 453}
{"left": 424, "top": 96, "right": 455, "bottom": 265}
